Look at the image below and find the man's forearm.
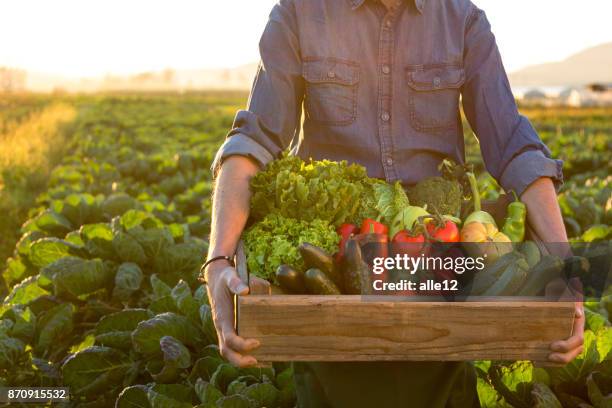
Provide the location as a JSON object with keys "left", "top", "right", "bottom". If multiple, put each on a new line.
{"left": 207, "top": 156, "right": 261, "bottom": 260}
{"left": 520, "top": 177, "right": 568, "bottom": 254}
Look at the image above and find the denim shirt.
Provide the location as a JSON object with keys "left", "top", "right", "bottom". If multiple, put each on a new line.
{"left": 212, "top": 0, "right": 563, "bottom": 196}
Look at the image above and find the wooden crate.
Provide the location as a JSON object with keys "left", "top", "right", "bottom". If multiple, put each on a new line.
{"left": 234, "top": 222, "right": 576, "bottom": 362}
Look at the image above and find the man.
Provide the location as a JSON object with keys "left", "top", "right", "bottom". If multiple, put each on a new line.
{"left": 203, "top": 0, "right": 584, "bottom": 406}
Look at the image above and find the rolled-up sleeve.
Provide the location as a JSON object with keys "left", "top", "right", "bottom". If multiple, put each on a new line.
{"left": 461, "top": 5, "right": 563, "bottom": 196}
{"left": 211, "top": 0, "right": 304, "bottom": 176}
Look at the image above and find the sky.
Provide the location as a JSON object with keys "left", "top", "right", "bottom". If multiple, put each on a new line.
{"left": 1, "top": 0, "right": 611, "bottom": 77}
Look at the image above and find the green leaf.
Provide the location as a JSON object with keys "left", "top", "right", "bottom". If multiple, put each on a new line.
{"left": 80, "top": 223, "right": 115, "bottom": 259}
{"left": 113, "top": 262, "right": 144, "bottom": 300}
{"left": 113, "top": 231, "right": 148, "bottom": 265}
{"left": 583, "top": 225, "right": 612, "bottom": 243}
{"left": 0, "top": 329, "right": 26, "bottom": 369}
{"left": 586, "top": 308, "right": 609, "bottom": 333}
{"left": 531, "top": 383, "right": 562, "bottom": 408}
{"left": 35, "top": 302, "right": 74, "bottom": 353}
{"left": 2, "top": 257, "right": 31, "bottom": 287}
{"left": 56, "top": 193, "right": 98, "bottom": 226}
{"left": 33, "top": 210, "right": 73, "bottom": 236}
{"left": 131, "top": 312, "right": 203, "bottom": 355}
{"left": 199, "top": 304, "right": 218, "bottom": 345}
{"left": 240, "top": 382, "right": 279, "bottom": 408}
{"left": 130, "top": 227, "right": 174, "bottom": 260}
{"left": 587, "top": 371, "right": 612, "bottom": 408}
{"left": 160, "top": 335, "right": 191, "bottom": 369}
{"left": 52, "top": 258, "right": 113, "bottom": 299}
{"left": 147, "top": 384, "right": 194, "bottom": 407}
{"left": 69, "top": 333, "right": 96, "bottom": 353}
{"left": 171, "top": 280, "right": 200, "bottom": 323}
{"left": 215, "top": 395, "right": 252, "bottom": 408}
{"left": 116, "top": 385, "right": 152, "bottom": 408}
{"left": 61, "top": 346, "right": 132, "bottom": 396}
{"left": 153, "top": 242, "right": 203, "bottom": 286}
{"left": 195, "top": 378, "right": 223, "bottom": 404}
{"left": 101, "top": 193, "right": 138, "bottom": 218}
{"left": 489, "top": 361, "right": 538, "bottom": 408}
{"left": 151, "top": 274, "right": 173, "bottom": 299}
{"left": 3, "top": 276, "right": 49, "bottom": 306}
{"left": 210, "top": 363, "right": 240, "bottom": 393}
{"left": 189, "top": 356, "right": 224, "bottom": 383}
{"left": 28, "top": 237, "right": 77, "bottom": 268}
{"left": 95, "top": 309, "right": 152, "bottom": 350}
{"left": 2, "top": 306, "right": 36, "bottom": 343}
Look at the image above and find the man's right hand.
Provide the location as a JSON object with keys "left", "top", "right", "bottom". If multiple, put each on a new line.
{"left": 205, "top": 262, "right": 260, "bottom": 367}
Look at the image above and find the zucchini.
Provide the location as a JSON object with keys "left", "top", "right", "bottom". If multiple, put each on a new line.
{"left": 299, "top": 243, "right": 343, "bottom": 290}
{"left": 482, "top": 258, "right": 529, "bottom": 296}
{"left": 517, "top": 255, "right": 564, "bottom": 296}
{"left": 519, "top": 240, "right": 541, "bottom": 269}
{"left": 470, "top": 251, "right": 523, "bottom": 295}
{"left": 342, "top": 239, "right": 369, "bottom": 295}
{"left": 276, "top": 265, "right": 306, "bottom": 294}
{"left": 304, "top": 268, "right": 341, "bottom": 295}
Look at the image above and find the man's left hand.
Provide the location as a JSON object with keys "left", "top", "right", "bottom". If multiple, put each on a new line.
{"left": 548, "top": 301, "right": 584, "bottom": 364}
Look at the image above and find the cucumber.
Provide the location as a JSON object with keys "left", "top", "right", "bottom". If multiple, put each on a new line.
{"left": 519, "top": 240, "right": 541, "bottom": 269}
{"left": 299, "top": 243, "right": 343, "bottom": 290}
{"left": 470, "top": 251, "right": 523, "bottom": 295}
{"left": 482, "top": 258, "right": 529, "bottom": 296}
{"left": 342, "top": 239, "right": 369, "bottom": 295}
{"left": 517, "top": 255, "right": 564, "bottom": 296}
{"left": 304, "top": 268, "right": 341, "bottom": 295}
{"left": 276, "top": 265, "right": 306, "bottom": 294}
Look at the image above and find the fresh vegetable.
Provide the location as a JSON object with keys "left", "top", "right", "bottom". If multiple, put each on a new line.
{"left": 470, "top": 251, "right": 524, "bottom": 295}
{"left": 481, "top": 258, "right": 529, "bottom": 296}
{"left": 461, "top": 171, "right": 512, "bottom": 263}
{"left": 336, "top": 223, "right": 360, "bottom": 260}
{"left": 275, "top": 265, "right": 306, "bottom": 294}
{"left": 360, "top": 218, "right": 388, "bottom": 235}
{"left": 406, "top": 160, "right": 465, "bottom": 218}
{"left": 519, "top": 240, "right": 541, "bottom": 269}
{"left": 463, "top": 171, "right": 497, "bottom": 226}
{"left": 501, "top": 191, "right": 527, "bottom": 242}
{"left": 249, "top": 153, "right": 375, "bottom": 226}
{"left": 342, "top": 239, "right": 369, "bottom": 295}
{"left": 303, "top": 268, "right": 341, "bottom": 295}
{"left": 389, "top": 206, "right": 430, "bottom": 240}
{"left": 425, "top": 219, "right": 460, "bottom": 243}
{"left": 392, "top": 230, "right": 426, "bottom": 257}
{"left": 298, "top": 243, "right": 342, "bottom": 289}
{"left": 243, "top": 214, "right": 339, "bottom": 282}
{"left": 517, "top": 255, "right": 565, "bottom": 296}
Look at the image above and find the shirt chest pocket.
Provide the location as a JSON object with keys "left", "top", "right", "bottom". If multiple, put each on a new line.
{"left": 302, "top": 58, "right": 360, "bottom": 126}
{"left": 405, "top": 65, "right": 465, "bottom": 134}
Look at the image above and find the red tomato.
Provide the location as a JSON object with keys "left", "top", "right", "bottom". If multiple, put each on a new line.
{"left": 392, "top": 230, "right": 426, "bottom": 258}
{"left": 426, "top": 220, "right": 460, "bottom": 243}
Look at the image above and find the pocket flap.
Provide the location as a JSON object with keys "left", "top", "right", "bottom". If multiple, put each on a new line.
{"left": 303, "top": 58, "right": 359, "bottom": 85}
{"left": 406, "top": 66, "right": 465, "bottom": 91}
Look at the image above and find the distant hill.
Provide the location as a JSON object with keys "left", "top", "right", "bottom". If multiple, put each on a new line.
{"left": 509, "top": 42, "right": 612, "bottom": 87}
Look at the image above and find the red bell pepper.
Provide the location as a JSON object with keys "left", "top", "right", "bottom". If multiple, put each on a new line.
{"left": 360, "top": 218, "right": 388, "bottom": 235}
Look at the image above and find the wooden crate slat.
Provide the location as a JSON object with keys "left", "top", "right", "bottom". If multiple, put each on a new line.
{"left": 237, "top": 295, "right": 575, "bottom": 362}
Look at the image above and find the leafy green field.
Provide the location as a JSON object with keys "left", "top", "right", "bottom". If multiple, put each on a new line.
{"left": 0, "top": 93, "right": 610, "bottom": 407}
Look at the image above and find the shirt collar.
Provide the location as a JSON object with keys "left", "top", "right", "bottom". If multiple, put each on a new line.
{"left": 349, "top": 0, "right": 425, "bottom": 13}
